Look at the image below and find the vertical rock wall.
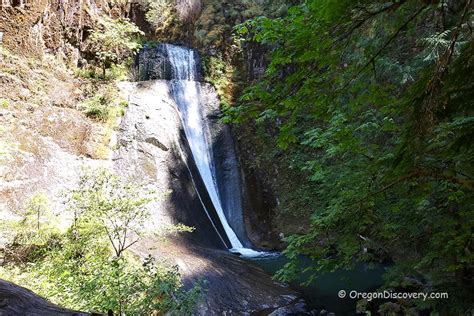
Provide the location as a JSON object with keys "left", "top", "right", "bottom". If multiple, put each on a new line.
{"left": 0, "top": 0, "right": 143, "bottom": 65}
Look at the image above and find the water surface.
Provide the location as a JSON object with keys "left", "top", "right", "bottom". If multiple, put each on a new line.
{"left": 250, "top": 255, "right": 386, "bottom": 314}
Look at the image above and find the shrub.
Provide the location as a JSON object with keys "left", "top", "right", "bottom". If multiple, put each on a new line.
{"left": 80, "top": 86, "right": 128, "bottom": 122}
{"left": 88, "top": 17, "right": 143, "bottom": 79}
{"left": 0, "top": 98, "right": 10, "bottom": 108}
{"left": 81, "top": 94, "right": 111, "bottom": 121}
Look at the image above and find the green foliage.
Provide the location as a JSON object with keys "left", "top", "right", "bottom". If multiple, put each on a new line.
{"left": 230, "top": 0, "right": 474, "bottom": 313}
{"left": 18, "top": 193, "right": 58, "bottom": 243}
{"left": 143, "top": 0, "right": 287, "bottom": 49}
{"left": 75, "top": 61, "right": 132, "bottom": 81}
{"left": 0, "top": 168, "right": 200, "bottom": 315}
{"left": 80, "top": 86, "right": 127, "bottom": 122}
{"left": 88, "top": 17, "right": 143, "bottom": 78}
{"left": 0, "top": 98, "right": 9, "bottom": 108}
{"left": 202, "top": 54, "right": 236, "bottom": 109}
{"left": 144, "top": 0, "right": 188, "bottom": 43}
{"left": 108, "top": 62, "right": 132, "bottom": 81}
{"left": 0, "top": 234, "right": 201, "bottom": 315}
{"left": 81, "top": 94, "right": 112, "bottom": 121}
{"left": 145, "top": 0, "right": 175, "bottom": 27}
{"left": 0, "top": 193, "right": 60, "bottom": 265}
{"left": 74, "top": 67, "right": 102, "bottom": 80}
{"left": 193, "top": 0, "right": 288, "bottom": 48}
{"left": 67, "top": 167, "right": 156, "bottom": 257}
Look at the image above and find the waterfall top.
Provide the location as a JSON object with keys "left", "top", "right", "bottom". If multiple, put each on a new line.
{"left": 136, "top": 43, "right": 202, "bottom": 81}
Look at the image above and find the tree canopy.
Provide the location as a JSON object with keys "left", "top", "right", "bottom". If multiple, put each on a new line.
{"left": 229, "top": 0, "right": 474, "bottom": 313}
{"left": 88, "top": 17, "right": 144, "bottom": 78}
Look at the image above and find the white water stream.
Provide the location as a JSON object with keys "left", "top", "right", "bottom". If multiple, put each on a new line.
{"left": 165, "top": 44, "right": 265, "bottom": 257}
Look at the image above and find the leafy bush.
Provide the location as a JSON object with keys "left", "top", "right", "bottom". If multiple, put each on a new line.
{"left": 0, "top": 98, "right": 9, "bottom": 108}
{"left": 67, "top": 168, "right": 157, "bottom": 257}
{"left": 74, "top": 67, "right": 102, "bottom": 80}
{"left": 81, "top": 94, "right": 111, "bottom": 121}
{"left": 80, "top": 87, "right": 127, "bottom": 122}
{"left": 88, "top": 17, "right": 143, "bottom": 79}
{"left": 202, "top": 54, "right": 236, "bottom": 109}
{"left": 0, "top": 168, "right": 201, "bottom": 315}
{"left": 0, "top": 234, "right": 201, "bottom": 315}
{"left": 75, "top": 60, "right": 132, "bottom": 81}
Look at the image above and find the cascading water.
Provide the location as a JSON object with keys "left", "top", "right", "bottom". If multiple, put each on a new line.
{"left": 162, "top": 44, "right": 265, "bottom": 257}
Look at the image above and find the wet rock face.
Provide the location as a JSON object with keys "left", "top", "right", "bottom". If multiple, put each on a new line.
{"left": 0, "top": 279, "right": 88, "bottom": 315}
{"left": 117, "top": 81, "right": 307, "bottom": 315}
{"left": 114, "top": 81, "right": 188, "bottom": 234}
{"left": 243, "top": 41, "right": 271, "bottom": 81}
{"left": 136, "top": 46, "right": 173, "bottom": 81}
{"left": 115, "top": 80, "right": 228, "bottom": 249}
{"left": 202, "top": 83, "right": 252, "bottom": 247}
{"left": 135, "top": 44, "right": 203, "bottom": 81}
{"left": 240, "top": 163, "right": 282, "bottom": 250}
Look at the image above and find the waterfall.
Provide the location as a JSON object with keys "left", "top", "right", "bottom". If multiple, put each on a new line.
{"left": 161, "top": 44, "right": 264, "bottom": 257}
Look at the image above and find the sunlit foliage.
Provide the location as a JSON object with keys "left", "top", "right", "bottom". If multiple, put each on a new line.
{"left": 0, "top": 168, "right": 201, "bottom": 315}
{"left": 88, "top": 17, "right": 144, "bottom": 78}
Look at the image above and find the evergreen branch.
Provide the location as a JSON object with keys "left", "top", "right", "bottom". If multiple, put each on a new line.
{"left": 431, "top": 0, "right": 473, "bottom": 83}
{"left": 368, "top": 169, "right": 474, "bottom": 198}
{"left": 342, "top": 4, "right": 429, "bottom": 90}
{"left": 340, "top": 0, "right": 409, "bottom": 42}
{"left": 421, "top": 0, "right": 473, "bottom": 128}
